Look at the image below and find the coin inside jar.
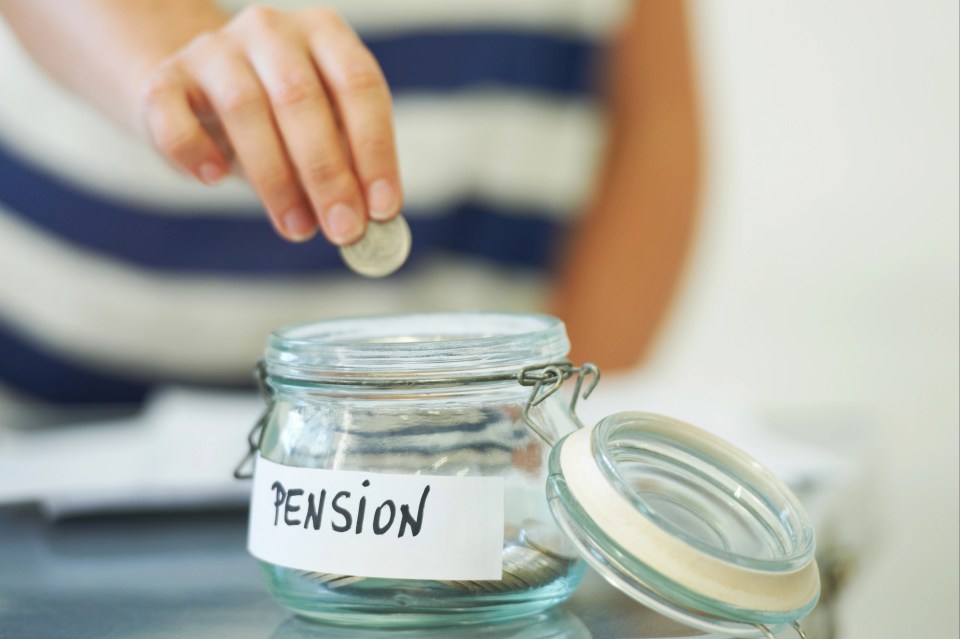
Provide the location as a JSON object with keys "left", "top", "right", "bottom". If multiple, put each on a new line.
{"left": 339, "top": 215, "right": 412, "bottom": 278}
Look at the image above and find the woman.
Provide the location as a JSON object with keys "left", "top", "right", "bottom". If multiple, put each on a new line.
{"left": 0, "top": 1, "right": 699, "bottom": 412}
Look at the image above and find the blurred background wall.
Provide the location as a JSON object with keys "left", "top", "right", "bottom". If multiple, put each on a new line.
{"left": 650, "top": 2, "right": 958, "bottom": 637}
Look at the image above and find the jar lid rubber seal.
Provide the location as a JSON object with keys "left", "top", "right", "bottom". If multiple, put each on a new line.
{"left": 547, "top": 412, "right": 820, "bottom": 637}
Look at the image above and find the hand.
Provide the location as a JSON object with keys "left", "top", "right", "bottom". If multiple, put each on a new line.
{"left": 137, "top": 6, "right": 401, "bottom": 244}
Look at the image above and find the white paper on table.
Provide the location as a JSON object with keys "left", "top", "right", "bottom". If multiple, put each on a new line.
{"left": 0, "top": 388, "right": 261, "bottom": 518}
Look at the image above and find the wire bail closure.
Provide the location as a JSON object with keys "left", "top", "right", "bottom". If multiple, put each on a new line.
{"left": 518, "top": 361, "right": 600, "bottom": 446}
{"left": 233, "top": 360, "right": 273, "bottom": 479}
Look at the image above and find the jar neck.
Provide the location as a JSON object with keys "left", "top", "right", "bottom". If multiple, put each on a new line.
{"left": 263, "top": 312, "right": 571, "bottom": 386}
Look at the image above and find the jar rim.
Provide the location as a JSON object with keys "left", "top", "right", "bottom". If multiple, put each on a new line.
{"left": 265, "top": 312, "right": 570, "bottom": 382}
{"left": 546, "top": 413, "right": 820, "bottom": 633}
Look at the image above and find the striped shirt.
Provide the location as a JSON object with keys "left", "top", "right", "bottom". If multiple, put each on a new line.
{"left": 0, "top": 0, "right": 627, "bottom": 409}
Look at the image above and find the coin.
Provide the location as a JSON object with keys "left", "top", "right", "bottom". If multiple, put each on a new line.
{"left": 519, "top": 518, "right": 579, "bottom": 560}
{"left": 339, "top": 215, "right": 412, "bottom": 278}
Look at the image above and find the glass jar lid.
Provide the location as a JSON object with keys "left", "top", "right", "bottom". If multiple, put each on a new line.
{"left": 547, "top": 412, "right": 820, "bottom": 637}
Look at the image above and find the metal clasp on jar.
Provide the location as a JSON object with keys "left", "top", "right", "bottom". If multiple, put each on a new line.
{"left": 516, "top": 361, "right": 600, "bottom": 446}
{"left": 235, "top": 360, "right": 273, "bottom": 479}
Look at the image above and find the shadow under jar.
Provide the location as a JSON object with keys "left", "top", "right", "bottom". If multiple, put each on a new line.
{"left": 251, "top": 313, "right": 586, "bottom": 627}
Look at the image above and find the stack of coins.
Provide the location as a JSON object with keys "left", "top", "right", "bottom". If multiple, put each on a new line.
{"left": 298, "top": 533, "right": 574, "bottom": 594}
{"left": 445, "top": 543, "right": 574, "bottom": 593}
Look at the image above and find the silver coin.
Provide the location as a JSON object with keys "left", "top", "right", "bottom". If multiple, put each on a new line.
{"left": 502, "top": 544, "right": 571, "bottom": 588}
{"left": 519, "top": 518, "right": 579, "bottom": 560}
{"left": 339, "top": 215, "right": 412, "bottom": 278}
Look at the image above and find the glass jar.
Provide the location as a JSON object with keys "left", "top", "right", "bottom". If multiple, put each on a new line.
{"left": 242, "top": 311, "right": 821, "bottom": 637}
{"left": 248, "top": 312, "right": 587, "bottom": 626}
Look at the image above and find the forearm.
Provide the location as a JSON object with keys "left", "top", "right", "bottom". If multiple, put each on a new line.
{"left": 0, "top": 0, "right": 229, "bottom": 129}
{"left": 554, "top": 124, "right": 700, "bottom": 371}
{"left": 552, "top": 1, "right": 701, "bottom": 372}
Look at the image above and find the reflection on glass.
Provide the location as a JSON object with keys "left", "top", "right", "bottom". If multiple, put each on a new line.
{"left": 268, "top": 607, "right": 591, "bottom": 639}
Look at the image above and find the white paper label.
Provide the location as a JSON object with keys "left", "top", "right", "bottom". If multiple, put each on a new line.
{"left": 248, "top": 455, "right": 504, "bottom": 580}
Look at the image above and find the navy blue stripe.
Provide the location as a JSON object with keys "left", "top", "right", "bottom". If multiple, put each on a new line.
{"left": 0, "top": 318, "right": 251, "bottom": 404}
{"left": 366, "top": 31, "right": 600, "bottom": 96}
{"left": 0, "top": 140, "right": 565, "bottom": 274}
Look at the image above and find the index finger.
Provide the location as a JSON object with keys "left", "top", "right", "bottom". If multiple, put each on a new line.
{"left": 305, "top": 9, "right": 402, "bottom": 222}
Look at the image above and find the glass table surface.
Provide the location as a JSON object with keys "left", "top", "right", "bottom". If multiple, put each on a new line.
{"left": 0, "top": 507, "right": 803, "bottom": 639}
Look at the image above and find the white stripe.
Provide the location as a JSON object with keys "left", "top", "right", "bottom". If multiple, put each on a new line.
{"left": 0, "top": 26, "right": 604, "bottom": 219}
{"left": 0, "top": 208, "right": 548, "bottom": 379}
{"left": 218, "top": 0, "right": 630, "bottom": 39}
{"left": 397, "top": 93, "right": 603, "bottom": 217}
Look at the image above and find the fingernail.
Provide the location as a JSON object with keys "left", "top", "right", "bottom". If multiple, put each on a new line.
{"left": 198, "top": 162, "right": 225, "bottom": 185}
{"left": 327, "top": 203, "right": 364, "bottom": 244}
{"left": 367, "top": 180, "right": 398, "bottom": 221}
{"left": 282, "top": 207, "right": 316, "bottom": 242}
